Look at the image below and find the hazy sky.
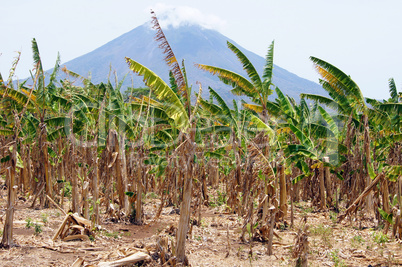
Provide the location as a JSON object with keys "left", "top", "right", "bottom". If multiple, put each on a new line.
{"left": 1, "top": 0, "right": 401, "bottom": 100}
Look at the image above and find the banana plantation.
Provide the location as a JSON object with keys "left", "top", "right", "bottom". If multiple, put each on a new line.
{"left": 1, "top": 12, "right": 402, "bottom": 267}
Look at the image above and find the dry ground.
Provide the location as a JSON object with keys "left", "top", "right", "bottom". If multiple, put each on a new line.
{"left": 1, "top": 184, "right": 402, "bottom": 266}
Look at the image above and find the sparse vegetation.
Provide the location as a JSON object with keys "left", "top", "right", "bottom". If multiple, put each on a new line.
{"left": 62, "top": 181, "right": 72, "bottom": 198}
{"left": 25, "top": 218, "right": 34, "bottom": 229}
{"left": 372, "top": 231, "right": 389, "bottom": 245}
{"left": 330, "top": 249, "right": 347, "bottom": 267}
{"left": 34, "top": 223, "right": 42, "bottom": 235}
{"left": 40, "top": 213, "right": 48, "bottom": 224}
{"left": 310, "top": 224, "right": 333, "bottom": 248}
{"left": 351, "top": 235, "right": 364, "bottom": 247}
{"left": 329, "top": 211, "right": 338, "bottom": 224}
{"left": 103, "top": 231, "right": 121, "bottom": 239}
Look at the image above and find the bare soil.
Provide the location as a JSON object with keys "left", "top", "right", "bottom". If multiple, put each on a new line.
{"left": 1, "top": 185, "right": 402, "bottom": 267}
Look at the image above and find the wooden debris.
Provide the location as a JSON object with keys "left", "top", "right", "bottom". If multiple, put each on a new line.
{"left": 71, "top": 213, "right": 92, "bottom": 227}
{"left": 70, "top": 225, "right": 85, "bottom": 232}
{"left": 98, "top": 251, "right": 151, "bottom": 267}
{"left": 71, "top": 257, "right": 84, "bottom": 267}
{"left": 52, "top": 214, "right": 70, "bottom": 241}
{"left": 62, "top": 234, "right": 90, "bottom": 242}
{"left": 53, "top": 213, "right": 93, "bottom": 241}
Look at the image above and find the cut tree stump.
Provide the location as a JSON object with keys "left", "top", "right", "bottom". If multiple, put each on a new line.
{"left": 292, "top": 220, "right": 309, "bottom": 267}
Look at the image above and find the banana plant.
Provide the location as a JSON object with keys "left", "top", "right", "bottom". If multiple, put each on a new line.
{"left": 196, "top": 40, "right": 275, "bottom": 123}
{"left": 125, "top": 10, "right": 201, "bottom": 263}
{"left": 300, "top": 57, "right": 380, "bottom": 211}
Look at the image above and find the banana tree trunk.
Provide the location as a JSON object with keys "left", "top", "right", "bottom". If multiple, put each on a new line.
{"left": 92, "top": 137, "right": 100, "bottom": 225}
{"left": 21, "top": 145, "right": 29, "bottom": 193}
{"left": 1, "top": 168, "right": 16, "bottom": 248}
{"left": 113, "top": 131, "right": 125, "bottom": 212}
{"left": 208, "top": 136, "right": 218, "bottom": 188}
{"left": 83, "top": 181, "right": 89, "bottom": 219}
{"left": 319, "top": 162, "right": 326, "bottom": 209}
{"left": 105, "top": 130, "right": 114, "bottom": 213}
{"left": 363, "top": 114, "right": 374, "bottom": 215}
{"left": 382, "top": 179, "right": 390, "bottom": 233}
{"left": 119, "top": 133, "right": 130, "bottom": 215}
{"left": 61, "top": 142, "right": 70, "bottom": 209}
{"left": 233, "top": 135, "right": 241, "bottom": 188}
{"left": 0, "top": 148, "right": 17, "bottom": 248}
{"left": 27, "top": 145, "right": 32, "bottom": 194}
{"left": 176, "top": 161, "right": 193, "bottom": 262}
{"left": 135, "top": 147, "right": 144, "bottom": 224}
{"left": 71, "top": 139, "right": 79, "bottom": 213}
{"left": 39, "top": 118, "right": 51, "bottom": 208}
{"left": 323, "top": 157, "right": 332, "bottom": 207}
{"left": 262, "top": 175, "right": 269, "bottom": 223}
{"left": 398, "top": 176, "right": 402, "bottom": 213}
{"left": 279, "top": 164, "right": 287, "bottom": 219}
{"left": 230, "top": 131, "right": 241, "bottom": 214}
{"left": 176, "top": 132, "right": 195, "bottom": 263}
{"left": 153, "top": 149, "right": 169, "bottom": 221}
{"left": 1, "top": 117, "right": 19, "bottom": 248}
{"left": 57, "top": 138, "right": 64, "bottom": 204}
{"left": 174, "top": 157, "right": 180, "bottom": 207}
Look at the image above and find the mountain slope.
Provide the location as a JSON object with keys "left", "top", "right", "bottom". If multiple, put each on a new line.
{"left": 55, "top": 23, "right": 325, "bottom": 102}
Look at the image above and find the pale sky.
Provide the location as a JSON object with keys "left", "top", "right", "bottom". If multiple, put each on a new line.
{"left": 1, "top": 0, "right": 401, "bottom": 100}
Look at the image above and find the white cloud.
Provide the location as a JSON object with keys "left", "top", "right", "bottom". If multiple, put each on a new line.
{"left": 148, "top": 3, "right": 226, "bottom": 31}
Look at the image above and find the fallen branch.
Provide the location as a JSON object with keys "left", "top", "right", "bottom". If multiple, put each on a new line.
{"left": 338, "top": 173, "right": 384, "bottom": 223}
{"left": 98, "top": 251, "right": 151, "bottom": 267}
{"left": 46, "top": 195, "right": 67, "bottom": 216}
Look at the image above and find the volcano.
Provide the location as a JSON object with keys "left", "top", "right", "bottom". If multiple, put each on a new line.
{"left": 53, "top": 22, "right": 325, "bottom": 102}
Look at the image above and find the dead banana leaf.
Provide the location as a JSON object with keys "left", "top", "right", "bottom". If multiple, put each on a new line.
{"left": 108, "top": 152, "right": 119, "bottom": 168}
